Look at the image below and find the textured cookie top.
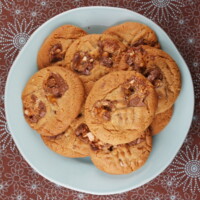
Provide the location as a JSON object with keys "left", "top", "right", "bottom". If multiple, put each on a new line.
{"left": 64, "top": 34, "right": 126, "bottom": 94}
{"left": 37, "top": 25, "right": 87, "bottom": 69}
{"left": 22, "top": 66, "right": 85, "bottom": 136}
{"left": 150, "top": 106, "right": 174, "bottom": 135}
{"left": 90, "top": 129, "right": 152, "bottom": 175}
{"left": 41, "top": 115, "right": 90, "bottom": 158}
{"left": 103, "top": 22, "right": 159, "bottom": 48}
{"left": 85, "top": 70, "right": 158, "bottom": 145}
{"left": 119, "top": 45, "right": 181, "bottom": 114}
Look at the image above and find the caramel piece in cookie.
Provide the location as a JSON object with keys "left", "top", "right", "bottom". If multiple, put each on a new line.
{"left": 37, "top": 25, "right": 87, "bottom": 69}
{"left": 150, "top": 106, "right": 174, "bottom": 135}
{"left": 22, "top": 66, "right": 84, "bottom": 136}
{"left": 90, "top": 129, "right": 152, "bottom": 175}
{"left": 64, "top": 34, "right": 126, "bottom": 94}
{"left": 41, "top": 115, "right": 90, "bottom": 157}
{"left": 103, "top": 22, "right": 159, "bottom": 48}
{"left": 85, "top": 71, "right": 157, "bottom": 145}
{"left": 119, "top": 45, "right": 181, "bottom": 114}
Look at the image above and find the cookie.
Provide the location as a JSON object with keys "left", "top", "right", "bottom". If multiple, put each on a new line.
{"left": 37, "top": 25, "right": 87, "bottom": 69}
{"left": 85, "top": 70, "right": 158, "bottom": 145}
{"left": 119, "top": 45, "right": 181, "bottom": 114}
{"left": 41, "top": 115, "right": 90, "bottom": 157}
{"left": 64, "top": 34, "right": 126, "bottom": 94}
{"left": 103, "top": 22, "right": 159, "bottom": 48}
{"left": 150, "top": 106, "right": 173, "bottom": 135}
{"left": 22, "top": 66, "right": 84, "bottom": 136}
{"left": 90, "top": 129, "right": 152, "bottom": 175}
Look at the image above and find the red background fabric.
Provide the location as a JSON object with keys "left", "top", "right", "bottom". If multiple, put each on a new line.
{"left": 0, "top": 0, "right": 200, "bottom": 199}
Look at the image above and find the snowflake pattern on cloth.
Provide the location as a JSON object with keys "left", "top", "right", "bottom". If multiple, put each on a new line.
{"left": 0, "top": 0, "right": 200, "bottom": 199}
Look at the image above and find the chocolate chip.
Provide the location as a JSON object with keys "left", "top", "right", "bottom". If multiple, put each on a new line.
{"left": 75, "top": 123, "right": 91, "bottom": 144}
{"left": 128, "top": 96, "right": 145, "bottom": 107}
{"left": 49, "top": 43, "right": 63, "bottom": 63}
{"left": 76, "top": 113, "right": 83, "bottom": 119}
{"left": 108, "top": 146, "right": 114, "bottom": 151}
{"left": 101, "top": 56, "right": 113, "bottom": 68}
{"left": 122, "top": 85, "right": 135, "bottom": 98}
{"left": 126, "top": 138, "right": 145, "bottom": 146}
{"left": 43, "top": 73, "right": 68, "bottom": 98}
{"left": 72, "top": 52, "right": 94, "bottom": 75}
{"left": 25, "top": 101, "right": 46, "bottom": 123}
{"left": 31, "top": 94, "right": 37, "bottom": 103}
{"left": 145, "top": 67, "right": 163, "bottom": 84}
{"left": 93, "top": 100, "right": 114, "bottom": 121}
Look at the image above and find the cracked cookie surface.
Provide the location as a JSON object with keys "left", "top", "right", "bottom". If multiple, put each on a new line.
{"left": 37, "top": 25, "right": 87, "bottom": 69}
{"left": 85, "top": 70, "right": 158, "bottom": 145}
{"left": 41, "top": 115, "right": 90, "bottom": 157}
{"left": 90, "top": 129, "right": 152, "bottom": 175}
{"left": 103, "top": 22, "right": 159, "bottom": 48}
{"left": 64, "top": 34, "right": 126, "bottom": 94}
{"left": 119, "top": 45, "right": 181, "bottom": 114}
{"left": 22, "top": 66, "right": 84, "bottom": 136}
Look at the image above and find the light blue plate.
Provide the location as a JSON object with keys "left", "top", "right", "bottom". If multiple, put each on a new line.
{"left": 5, "top": 6, "right": 194, "bottom": 195}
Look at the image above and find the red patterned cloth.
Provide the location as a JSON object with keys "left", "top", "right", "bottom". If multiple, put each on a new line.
{"left": 0, "top": 0, "right": 200, "bottom": 199}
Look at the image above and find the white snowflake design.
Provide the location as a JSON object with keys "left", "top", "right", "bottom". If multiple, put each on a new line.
{"left": 0, "top": 107, "right": 16, "bottom": 151}
{"left": 10, "top": 189, "right": 27, "bottom": 200}
{"left": 42, "top": 180, "right": 69, "bottom": 198}
{"left": 25, "top": 179, "right": 42, "bottom": 194}
{"left": 6, "top": 152, "right": 29, "bottom": 168}
{"left": 170, "top": 145, "right": 200, "bottom": 192}
{"left": 69, "top": 191, "right": 91, "bottom": 200}
{"left": 184, "top": 3, "right": 200, "bottom": 24}
{"left": 148, "top": 191, "right": 165, "bottom": 200}
{"left": 26, "top": 7, "right": 47, "bottom": 24}
{"left": 135, "top": 0, "right": 185, "bottom": 23}
{"left": 164, "top": 190, "right": 183, "bottom": 200}
{"left": 0, "top": 181, "right": 9, "bottom": 196}
{"left": 159, "top": 175, "right": 177, "bottom": 191}
{"left": 130, "top": 185, "right": 154, "bottom": 200}
{"left": 0, "top": 19, "right": 36, "bottom": 62}
{"left": 48, "top": 0, "right": 71, "bottom": 16}
{"left": 9, "top": 4, "right": 26, "bottom": 19}
{"left": 4, "top": 166, "right": 28, "bottom": 188}
{"left": 35, "top": 0, "right": 50, "bottom": 11}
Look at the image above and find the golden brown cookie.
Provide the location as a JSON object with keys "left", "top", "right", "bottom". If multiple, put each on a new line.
{"left": 103, "top": 22, "right": 159, "bottom": 48}
{"left": 85, "top": 70, "right": 158, "bottom": 145}
{"left": 37, "top": 25, "right": 87, "bottom": 69}
{"left": 119, "top": 45, "right": 181, "bottom": 114}
{"left": 41, "top": 115, "right": 90, "bottom": 157}
{"left": 150, "top": 106, "right": 174, "bottom": 135}
{"left": 90, "top": 129, "right": 152, "bottom": 175}
{"left": 22, "top": 66, "right": 84, "bottom": 136}
{"left": 64, "top": 34, "right": 126, "bottom": 94}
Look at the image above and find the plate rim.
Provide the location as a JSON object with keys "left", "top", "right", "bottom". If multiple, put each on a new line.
{"left": 4, "top": 6, "right": 195, "bottom": 195}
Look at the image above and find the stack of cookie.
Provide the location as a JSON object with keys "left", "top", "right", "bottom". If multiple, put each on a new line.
{"left": 22, "top": 22, "right": 181, "bottom": 174}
